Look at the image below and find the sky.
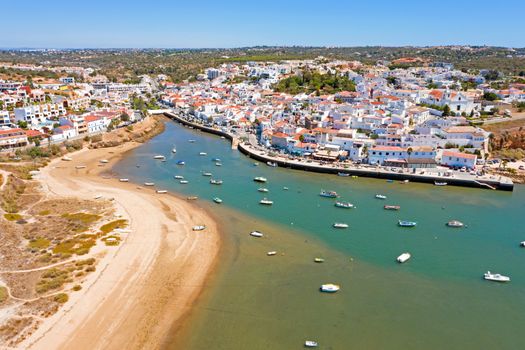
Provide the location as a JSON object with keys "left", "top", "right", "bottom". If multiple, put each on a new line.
{"left": 2, "top": 0, "right": 524, "bottom": 48}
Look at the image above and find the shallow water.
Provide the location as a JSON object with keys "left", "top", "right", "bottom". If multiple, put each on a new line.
{"left": 113, "top": 121, "right": 525, "bottom": 350}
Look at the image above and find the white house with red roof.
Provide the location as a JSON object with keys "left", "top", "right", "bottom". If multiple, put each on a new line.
{"left": 368, "top": 146, "right": 408, "bottom": 165}
{"left": 51, "top": 124, "right": 78, "bottom": 142}
{"left": 422, "top": 89, "right": 480, "bottom": 115}
{"left": 0, "top": 128, "right": 28, "bottom": 150}
{"left": 439, "top": 150, "right": 477, "bottom": 169}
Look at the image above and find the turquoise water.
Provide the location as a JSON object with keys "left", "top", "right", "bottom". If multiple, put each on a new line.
{"left": 114, "top": 121, "right": 525, "bottom": 350}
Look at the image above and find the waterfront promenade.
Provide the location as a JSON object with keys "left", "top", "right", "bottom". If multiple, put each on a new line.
{"left": 164, "top": 111, "right": 514, "bottom": 191}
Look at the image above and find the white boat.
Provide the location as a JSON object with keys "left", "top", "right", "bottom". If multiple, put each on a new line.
{"left": 305, "top": 340, "right": 318, "bottom": 348}
{"left": 213, "top": 197, "right": 223, "bottom": 204}
{"left": 180, "top": 180, "right": 189, "bottom": 184}
{"left": 398, "top": 220, "right": 417, "bottom": 227}
{"left": 215, "top": 162, "right": 222, "bottom": 166}
{"left": 153, "top": 155, "right": 165, "bottom": 160}
{"left": 335, "top": 201, "right": 354, "bottom": 209}
{"left": 172, "top": 148, "right": 177, "bottom": 153}
{"left": 62, "top": 156, "right": 72, "bottom": 161}
{"left": 188, "top": 139, "right": 196, "bottom": 143}
{"left": 253, "top": 176, "right": 267, "bottom": 183}
{"left": 320, "top": 284, "right": 340, "bottom": 293}
{"left": 258, "top": 188, "right": 269, "bottom": 193}
{"left": 75, "top": 165, "right": 86, "bottom": 169}
{"left": 337, "top": 172, "right": 350, "bottom": 177}
{"left": 447, "top": 220, "right": 464, "bottom": 228}
{"left": 212, "top": 158, "right": 221, "bottom": 162}
{"left": 384, "top": 205, "right": 400, "bottom": 210}
{"left": 314, "top": 258, "right": 325, "bottom": 263}
{"left": 99, "top": 159, "right": 109, "bottom": 164}
{"left": 375, "top": 194, "right": 387, "bottom": 199}
{"left": 484, "top": 271, "right": 510, "bottom": 282}
{"left": 320, "top": 190, "right": 339, "bottom": 198}
{"left": 250, "top": 231, "right": 263, "bottom": 238}
{"left": 187, "top": 196, "right": 198, "bottom": 200}
{"left": 210, "top": 179, "right": 223, "bottom": 185}
{"left": 202, "top": 172, "right": 212, "bottom": 177}
{"left": 434, "top": 181, "right": 448, "bottom": 186}
{"left": 174, "top": 175, "right": 184, "bottom": 179}
{"left": 176, "top": 160, "right": 186, "bottom": 165}
{"left": 259, "top": 198, "right": 273, "bottom": 205}
{"left": 253, "top": 162, "right": 259, "bottom": 166}
{"left": 94, "top": 195, "right": 103, "bottom": 199}
{"left": 520, "top": 241, "right": 525, "bottom": 247}
{"left": 144, "top": 182, "right": 155, "bottom": 186}
{"left": 267, "top": 251, "right": 277, "bottom": 256}
{"left": 397, "top": 252, "right": 411, "bottom": 263}
{"left": 199, "top": 152, "right": 207, "bottom": 156}
{"left": 266, "top": 161, "right": 278, "bottom": 167}
{"left": 192, "top": 225, "right": 206, "bottom": 231}
{"left": 156, "top": 190, "right": 168, "bottom": 194}
{"left": 283, "top": 187, "right": 289, "bottom": 190}
{"left": 333, "top": 223, "right": 349, "bottom": 229}
{"left": 119, "top": 178, "right": 129, "bottom": 182}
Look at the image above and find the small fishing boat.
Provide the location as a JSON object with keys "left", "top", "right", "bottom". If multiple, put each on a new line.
{"left": 398, "top": 220, "right": 417, "bottom": 227}
{"left": 259, "top": 198, "right": 273, "bottom": 205}
{"left": 267, "top": 251, "right": 277, "bottom": 256}
{"left": 384, "top": 205, "right": 400, "bottom": 210}
{"left": 215, "top": 162, "right": 222, "bottom": 166}
{"left": 75, "top": 165, "right": 86, "bottom": 169}
{"left": 156, "top": 190, "right": 168, "bottom": 194}
{"left": 521, "top": 241, "right": 525, "bottom": 247}
{"left": 174, "top": 175, "right": 184, "bottom": 179}
{"left": 119, "top": 178, "right": 129, "bottom": 182}
{"left": 212, "top": 158, "right": 221, "bottom": 162}
{"left": 180, "top": 180, "right": 189, "bottom": 184}
{"left": 258, "top": 188, "right": 269, "bottom": 193}
{"left": 213, "top": 197, "right": 223, "bottom": 204}
{"left": 335, "top": 201, "right": 354, "bottom": 209}
{"left": 283, "top": 187, "right": 289, "bottom": 190}
{"left": 250, "top": 231, "right": 263, "bottom": 238}
{"left": 434, "top": 181, "right": 448, "bottom": 186}
{"left": 202, "top": 172, "right": 213, "bottom": 177}
{"left": 172, "top": 148, "right": 177, "bottom": 153}
{"left": 153, "top": 155, "right": 165, "bottom": 160}
{"left": 266, "top": 161, "right": 278, "bottom": 167}
{"left": 144, "top": 182, "right": 155, "bottom": 186}
{"left": 447, "top": 220, "right": 464, "bottom": 228}
{"left": 484, "top": 271, "right": 510, "bottom": 282}
{"left": 176, "top": 160, "right": 186, "bottom": 165}
{"left": 210, "top": 179, "right": 223, "bottom": 185}
{"left": 99, "top": 159, "right": 109, "bottom": 164}
{"left": 192, "top": 225, "right": 206, "bottom": 231}
{"left": 253, "top": 176, "right": 267, "bottom": 183}
{"left": 199, "top": 152, "right": 207, "bottom": 156}
{"left": 94, "top": 195, "right": 103, "bottom": 199}
{"left": 188, "top": 139, "right": 196, "bottom": 143}
{"left": 314, "top": 258, "right": 325, "bottom": 263}
{"left": 187, "top": 196, "right": 198, "bottom": 200}
{"left": 320, "top": 190, "right": 339, "bottom": 198}
{"left": 320, "top": 284, "right": 340, "bottom": 293}
{"left": 305, "top": 340, "right": 318, "bottom": 348}
{"left": 337, "top": 172, "right": 350, "bottom": 177}
{"left": 400, "top": 179, "right": 409, "bottom": 184}
{"left": 62, "top": 156, "right": 72, "bottom": 161}
{"left": 333, "top": 222, "right": 349, "bottom": 229}
{"left": 386, "top": 179, "right": 394, "bottom": 183}
{"left": 397, "top": 252, "right": 411, "bottom": 263}
{"left": 375, "top": 194, "right": 387, "bottom": 199}
{"left": 253, "top": 162, "right": 259, "bottom": 166}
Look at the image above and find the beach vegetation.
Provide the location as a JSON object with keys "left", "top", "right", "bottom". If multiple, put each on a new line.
{"left": 52, "top": 237, "right": 96, "bottom": 256}
{"left": 0, "top": 287, "right": 8, "bottom": 303}
{"left": 72, "top": 285, "right": 82, "bottom": 291}
{"left": 4, "top": 213, "right": 22, "bottom": 221}
{"left": 28, "top": 238, "right": 50, "bottom": 249}
{"left": 53, "top": 293, "right": 69, "bottom": 303}
{"left": 99, "top": 219, "right": 128, "bottom": 234}
{"left": 36, "top": 268, "right": 71, "bottom": 293}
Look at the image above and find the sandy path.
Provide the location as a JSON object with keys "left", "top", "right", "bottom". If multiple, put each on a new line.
{"left": 20, "top": 143, "right": 220, "bottom": 350}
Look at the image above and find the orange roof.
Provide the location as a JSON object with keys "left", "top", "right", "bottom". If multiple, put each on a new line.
{"left": 272, "top": 132, "right": 289, "bottom": 138}
{"left": 442, "top": 151, "right": 477, "bottom": 160}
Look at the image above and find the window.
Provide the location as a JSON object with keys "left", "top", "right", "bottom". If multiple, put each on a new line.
{"left": 457, "top": 105, "right": 461, "bottom": 111}
{"left": 386, "top": 152, "right": 389, "bottom": 155}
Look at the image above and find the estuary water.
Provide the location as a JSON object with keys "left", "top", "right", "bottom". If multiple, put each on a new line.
{"left": 113, "top": 121, "right": 525, "bottom": 350}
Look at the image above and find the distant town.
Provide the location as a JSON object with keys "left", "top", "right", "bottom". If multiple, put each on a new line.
{"left": 1, "top": 52, "right": 525, "bottom": 183}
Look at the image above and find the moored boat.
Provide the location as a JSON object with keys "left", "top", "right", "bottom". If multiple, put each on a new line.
{"left": 199, "top": 152, "right": 207, "bottom": 156}
{"left": 153, "top": 155, "right": 165, "bottom": 160}
{"left": 520, "top": 241, "right": 525, "bottom": 247}
{"left": 119, "top": 178, "right": 129, "bottom": 182}
{"left": 75, "top": 165, "right": 86, "bottom": 169}
{"left": 180, "top": 180, "right": 189, "bottom": 184}
{"left": 215, "top": 162, "right": 222, "bottom": 166}
{"left": 398, "top": 220, "right": 417, "bottom": 227}
{"left": 375, "top": 194, "right": 387, "bottom": 199}
{"left": 172, "top": 148, "right": 177, "bottom": 153}
{"left": 174, "top": 175, "right": 184, "bottom": 179}
{"left": 99, "top": 159, "right": 109, "bottom": 164}
{"left": 210, "top": 179, "right": 223, "bottom": 185}
{"left": 176, "top": 160, "right": 186, "bottom": 165}
{"left": 192, "top": 225, "right": 205, "bottom": 231}
{"left": 202, "top": 172, "right": 213, "bottom": 177}
{"left": 188, "top": 139, "right": 196, "bottom": 143}
{"left": 266, "top": 161, "right": 277, "bottom": 167}
{"left": 397, "top": 252, "right": 411, "bottom": 263}
{"left": 187, "top": 196, "right": 198, "bottom": 200}
{"left": 434, "top": 181, "right": 448, "bottom": 186}
{"left": 337, "top": 172, "right": 350, "bottom": 177}
{"left": 314, "top": 258, "right": 325, "bottom": 263}
{"left": 156, "top": 190, "right": 168, "bottom": 194}
{"left": 384, "top": 205, "right": 400, "bottom": 210}
{"left": 259, "top": 198, "right": 273, "bottom": 205}
{"left": 258, "top": 188, "right": 269, "bottom": 193}
{"left": 254, "top": 176, "right": 267, "bottom": 183}
{"left": 484, "top": 271, "right": 510, "bottom": 282}
{"left": 305, "top": 340, "right": 318, "bottom": 348}
{"left": 144, "top": 182, "right": 155, "bottom": 186}
{"left": 447, "top": 220, "right": 464, "bottom": 228}
{"left": 320, "top": 190, "right": 339, "bottom": 198}
{"left": 212, "top": 158, "right": 221, "bottom": 162}
{"left": 335, "top": 201, "right": 354, "bottom": 209}
{"left": 333, "top": 222, "right": 349, "bottom": 229}
{"left": 320, "top": 284, "right": 340, "bottom": 293}
{"left": 267, "top": 251, "right": 277, "bottom": 256}
{"left": 213, "top": 197, "right": 223, "bottom": 204}
{"left": 250, "top": 231, "right": 263, "bottom": 238}
{"left": 62, "top": 156, "right": 72, "bottom": 161}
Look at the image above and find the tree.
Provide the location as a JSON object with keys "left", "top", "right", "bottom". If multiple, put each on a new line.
{"left": 17, "top": 120, "right": 28, "bottom": 129}
{"left": 442, "top": 104, "right": 451, "bottom": 116}
{"left": 120, "top": 113, "right": 130, "bottom": 122}
{"left": 483, "top": 92, "right": 499, "bottom": 101}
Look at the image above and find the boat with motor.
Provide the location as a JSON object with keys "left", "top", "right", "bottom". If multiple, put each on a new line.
{"left": 199, "top": 152, "right": 207, "bottom": 156}
{"left": 335, "top": 201, "right": 354, "bottom": 209}
{"left": 213, "top": 197, "right": 223, "bottom": 204}
{"left": 283, "top": 187, "right": 289, "bottom": 190}
{"left": 384, "top": 205, "right": 400, "bottom": 210}
{"left": 156, "top": 190, "right": 168, "bottom": 194}
{"left": 215, "top": 162, "right": 222, "bottom": 166}
{"left": 484, "top": 271, "right": 510, "bottom": 282}
{"left": 337, "top": 172, "right": 350, "bottom": 177}
{"left": 434, "top": 181, "right": 448, "bottom": 186}
{"left": 144, "top": 182, "right": 155, "bottom": 186}
{"left": 254, "top": 176, "right": 267, "bottom": 183}
{"left": 119, "top": 178, "right": 129, "bottom": 182}
{"left": 398, "top": 220, "right": 417, "bottom": 227}
{"left": 250, "top": 231, "right": 263, "bottom": 238}
{"left": 212, "top": 158, "right": 221, "bottom": 162}
{"left": 62, "top": 156, "right": 73, "bottom": 161}
{"left": 305, "top": 340, "right": 318, "bottom": 348}
{"left": 174, "top": 175, "right": 184, "bottom": 179}
{"left": 397, "top": 252, "right": 411, "bottom": 263}
{"left": 521, "top": 241, "right": 525, "bottom": 247}
{"left": 320, "top": 284, "right": 340, "bottom": 293}
{"left": 188, "top": 139, "right": 196, "bottom": 143}
{"left": 258, "top": 188, "right": 269, "bottom": 193}
{"left": 266, "top": 161, "right": 278, "bottom": 167}
{"left": 172, "top": 148, "right": 177, "bottom": 153}
{"left": 259, "top": 198, "right": 273, "bottom": 205}
{"left": 210, "top": 179, "right": 223, "bottom": 185}
{"left": 202, "top": 172, "right": 213, "bottom": 177}
{"left": 180, "top": 180, "right": 189, "bottom": 184}
{"left": 320, "top": 190, "right": 339, "bottom": 198}
{"left": 99, "top": 159, "right": 109, "bottom": 164}
{"left": 314, "top": 258, "right": 325, "bottom": 263}
{"left": 176, "top": 160, "right": 186, "bottom": 166}
{"left": 267, "top": 251, "right": 277, "bottom": 256}
{"left": 253, "top": 162, "right": 259, "bottom": 166}
{"left": 192, "top": 225, "right": 205, "bottom": 231}
{"left": 447, "top": 220, "right": 464, "bottom": 228}
{"left": 153, "top": 155, "right": 165, "bottom": 160}
{"left": 333, "top": 222, "right": 349, "bottom": 229}
{"left": 187, "top": 196, "right": 198, "bottom": 200}
{"left": 375, "top": 194, "right": 387, "bottom": 199}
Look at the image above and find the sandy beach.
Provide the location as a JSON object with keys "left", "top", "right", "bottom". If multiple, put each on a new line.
{"left": 20, "top": 141, "right": 221, "bottom": 349}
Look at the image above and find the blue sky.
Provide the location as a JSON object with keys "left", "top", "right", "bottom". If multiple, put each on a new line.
{"left": 2, "top": 0, "right": 524, "bottom": 48}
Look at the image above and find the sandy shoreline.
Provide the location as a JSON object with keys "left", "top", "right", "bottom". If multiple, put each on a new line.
{"left": 20, "top": 141, "right": 221, "bottom": 349}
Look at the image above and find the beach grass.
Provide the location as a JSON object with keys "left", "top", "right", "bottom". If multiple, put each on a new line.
{"left": 28, "top": 238, "right": 50, "bottom": 249}
{"left": 0, "top": 287, "right": 8, "bottom": 303}
{"left": 36, "top": 268, "right": 71, "bottom": 294}
{"left": 3, "top": 213, "right": 22, "bottom": 221}
{"left": 53, "top": 293, "right": 69, "bottom": 303}
{"left": 100, "top": 219, "right": 128, "bottom": 234}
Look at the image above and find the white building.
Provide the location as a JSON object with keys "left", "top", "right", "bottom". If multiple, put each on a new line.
{"left": 439, "top": 150, "right": 477, "bottom": 169}
{"left": 0, "top": 111, "right": 11, "bottom": 126}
